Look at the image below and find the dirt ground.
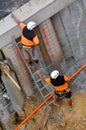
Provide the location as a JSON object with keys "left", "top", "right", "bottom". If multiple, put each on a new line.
{"left": 18, "top": 92, "right": 86, "bottom": 130}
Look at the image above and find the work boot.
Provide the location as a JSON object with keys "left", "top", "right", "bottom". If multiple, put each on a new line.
{"left": 28, "top": 61, "right": 35, "bottom": 69}
{"left": 35, "top": 59, "right": 39, "bottom": 64}
{"left": 29, "top": 61, "right": 33, "bottom": 65}
{"left": 33, "top": 59, "right": 39, "bottom": 64}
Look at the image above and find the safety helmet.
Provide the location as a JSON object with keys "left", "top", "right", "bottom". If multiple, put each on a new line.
{"left": 50, "top": 70, "right": 59, "bottom": 79}
{"left": 27, "top": 21, "right": 36, "bottom": 30}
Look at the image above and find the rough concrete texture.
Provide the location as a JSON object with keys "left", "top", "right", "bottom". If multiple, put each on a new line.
{"left": 52, "top": 0, "right": 86, "bottom": 63}
{"left": 51, "top": 0, "right": 86, "bottom": 93}
{"left": 0, "top": 0, "right": 76, "bottom": 47}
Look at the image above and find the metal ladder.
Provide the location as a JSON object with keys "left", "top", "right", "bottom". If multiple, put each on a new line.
{"left": 33, "top": 69, "right": 54, "bottom": 103}
{"left": 13, "top": 38, "right": 54, "bottom": 107}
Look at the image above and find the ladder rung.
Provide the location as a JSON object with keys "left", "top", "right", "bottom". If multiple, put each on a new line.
{"left": 44, "top": 92, "right": 54, "bottom": 98}
{"left": 40, "top": 87, "right": 46, "bottom": 91}
{"left": 48, "top": 99, "right": 54, "bottom": 105}
{"left": 40, "top": 85, "right": 49, "bottom": 90}
{"left": 40, "top": 84, "right": 53, "bottom": 91}
{"left": 36, "top": 79, "right": 41, "bottom": 83}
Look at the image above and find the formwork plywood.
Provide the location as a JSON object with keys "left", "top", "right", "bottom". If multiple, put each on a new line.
{"left": 39, "top": 19, "right": 63, "bottom": 64}
{"left": 2, "top": 43, "right": 33, "bottom": 97}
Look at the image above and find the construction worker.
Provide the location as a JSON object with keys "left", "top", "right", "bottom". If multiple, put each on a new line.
{"left": 36, "top": 70, "right": 72, "bottom": 107}
{"left": 11, "top": 13, "right": 39, "bottom": 64}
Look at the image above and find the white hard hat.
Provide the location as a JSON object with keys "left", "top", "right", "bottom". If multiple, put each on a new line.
{"left": 27, "top": 21, "right": 36, "bottom": 30}
{"left": 50, "top": 70, "right": 59, "bottom": 79}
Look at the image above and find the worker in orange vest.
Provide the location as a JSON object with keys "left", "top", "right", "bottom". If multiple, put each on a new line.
{"left": 36, "top": 69, "right": 72, "bottom": 107}
{"left": 11, "top": 13, "right": 39, "bottom": 65}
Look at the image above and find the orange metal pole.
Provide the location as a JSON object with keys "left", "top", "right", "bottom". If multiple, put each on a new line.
{"left": 69, "top": 64, "right": 86, "bottom": 81}
{"left": 14, "top": 64, "right": 86, "bottom": 130}
{"left": 14, "top": 93, "right": 54, "bottom": 130}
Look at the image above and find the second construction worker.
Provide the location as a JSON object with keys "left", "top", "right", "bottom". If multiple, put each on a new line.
{"left": 11, "top": 13, "right": 39, "bottom": 64}
{"left": 36, "top": 70, "right": 72, "bottom": 107}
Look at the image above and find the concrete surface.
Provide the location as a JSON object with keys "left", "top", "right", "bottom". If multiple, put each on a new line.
{"left": 0, "top": 0, "right": 76, "bottom": 47}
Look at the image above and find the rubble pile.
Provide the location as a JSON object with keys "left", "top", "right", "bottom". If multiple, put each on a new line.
{"left": 17, "top": 92, "right": 86, "bottom": 130}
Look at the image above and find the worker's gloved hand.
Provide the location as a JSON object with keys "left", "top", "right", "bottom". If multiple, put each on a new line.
{"left": 18, "top": 43, "right": 22, "bottom": 49}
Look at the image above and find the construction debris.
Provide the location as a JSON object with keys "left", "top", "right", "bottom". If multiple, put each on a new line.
{"left": 38, "top": 106, "right": 51, "bottom": 129}
{"left": 15, "top": 92, "right": 86, "bottom": 130}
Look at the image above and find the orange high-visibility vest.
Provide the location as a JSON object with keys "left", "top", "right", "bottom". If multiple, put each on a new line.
{"left": 19, "top": 23, "right": 39, "bottom": 48}
{"left": 44, "top": 76, "right": 69, "bottom": 91}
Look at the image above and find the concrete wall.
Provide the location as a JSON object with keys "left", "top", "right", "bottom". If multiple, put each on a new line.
{"left": 39, "top": 19, "right": 64, "bottom": 64}
{"left": 0, "top": 0, "right": 76, "bottom": 48}
{"left": 51, "top": 0, "right": 86, "bottom": 93}
{"left": 52, "top": 0, "right": 86, "bottom": 68}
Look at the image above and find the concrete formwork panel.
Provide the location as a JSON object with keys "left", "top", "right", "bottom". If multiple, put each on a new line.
{"left": 51, "top": 0, "right": 86, "bottom": 69}
{"left": 39, "top": 19, "right": 63, "bottom": 65}
{"left": 2, "top": 43, "right": 33, "bottom": 97}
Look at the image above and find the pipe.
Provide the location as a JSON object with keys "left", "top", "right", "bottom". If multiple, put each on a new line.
{"left": 69, "top": 64, "right": 86, "bottom": 81}
{"left": 14, "top": 63, "right": 86, "bottom": 130}
{"left": 14, "top": 93, "right": 54, "bottom": 130}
